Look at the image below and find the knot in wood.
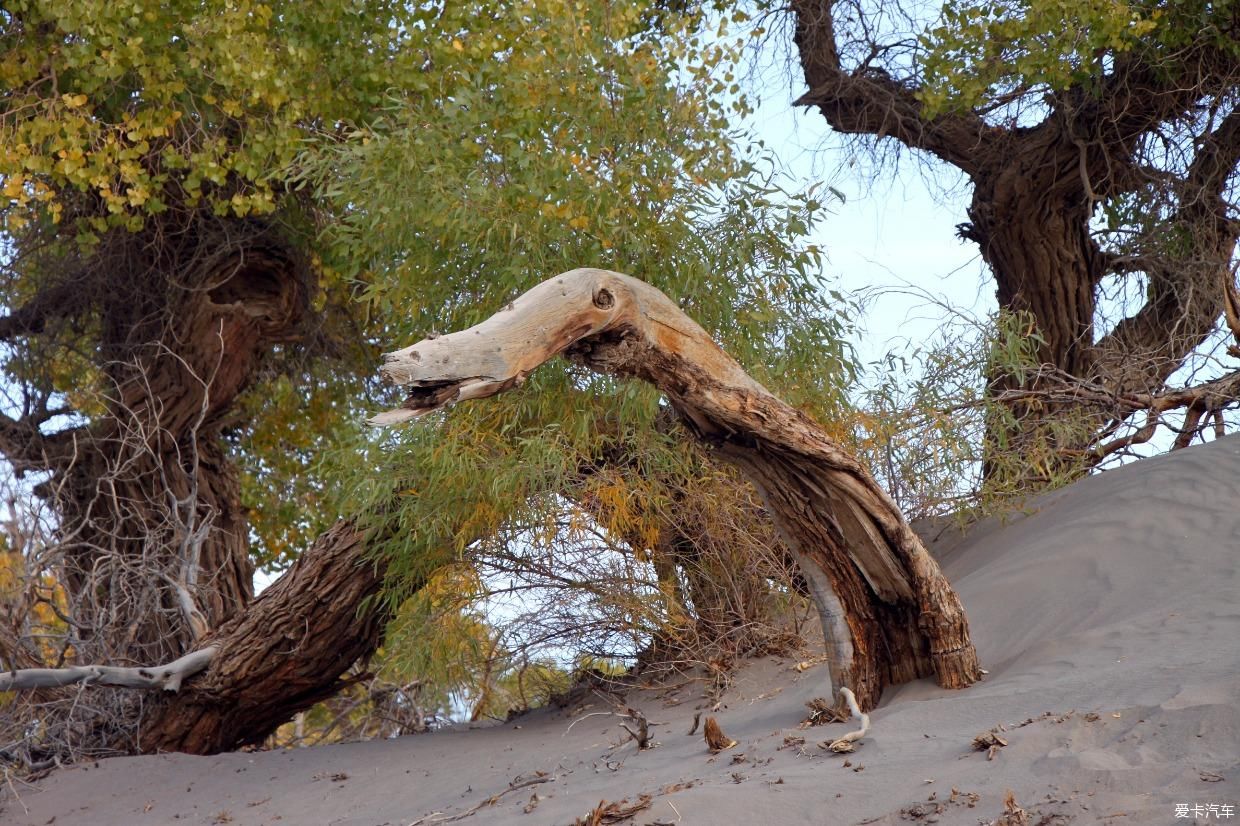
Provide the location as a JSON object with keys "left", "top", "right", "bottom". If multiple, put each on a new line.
{"left": 592, "top": 287, "right": 614, "bottom": 309}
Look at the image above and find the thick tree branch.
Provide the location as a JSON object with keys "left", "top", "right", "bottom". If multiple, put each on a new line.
{"left": 1182, "top": 107, "right": 1240, "bottom": 218}
{"left": 0, "top": 518, "right": 389, "bottom": 756}
{"left": 0, "top": 277, "right": 92, "bottom": 343}
{"left": 789, "top": 0, "right": 999, "bottom": 176}
{"left": 373, "top": 268, "right": 980, "bottom": 710}
{"left": 0, "top": 411, "right": 86, "bottom": 475}
{"left": 1223, "top": 262, "right": 1240, "bottom": 357}
{"left": 1085, "top": 47, "right": 1240, "bottom": 161}
{"left": 1093, "top": 108, "right": 1240, "bottom": 394}
{"left": 135, "top": 519, "right": 387, "bottom": 754}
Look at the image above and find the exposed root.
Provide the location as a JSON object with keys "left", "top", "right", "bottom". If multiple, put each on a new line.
{"left": 825, "top": 687, "right": 870, "bottom": 753}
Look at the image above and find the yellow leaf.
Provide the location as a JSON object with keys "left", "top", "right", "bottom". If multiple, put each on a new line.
{"left": 452, "top": 38, "right": 464, "bottom": 51}
{"left": 3, "top": 175, "right": 26, "bottom": 198}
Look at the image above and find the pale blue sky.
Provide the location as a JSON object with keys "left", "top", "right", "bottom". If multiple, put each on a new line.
{"left": 743, "top": 62, "right": 997, "bottom": 368}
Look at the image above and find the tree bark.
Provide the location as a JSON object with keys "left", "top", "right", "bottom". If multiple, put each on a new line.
{"left": 958, "top": 132, "right": 1107, "bottom": 481}
{"left": 136, "top": 521, "right": 388, "bottom": 754}
{"left": 49, "top": 224, "right": 308, "bottom": 664}
{"left": 0, "top": 217, "right": 378, "bottom": 759}
{"left": 373, "top": 268, "right": 981, "bottom": 710}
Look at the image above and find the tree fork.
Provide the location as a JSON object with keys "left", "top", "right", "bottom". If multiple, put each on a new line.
{"left": 372, "top": 268, "right": 981, "bottom": 709}
{"left": 789, "top": 0, "right": 1240, "bottom": 486}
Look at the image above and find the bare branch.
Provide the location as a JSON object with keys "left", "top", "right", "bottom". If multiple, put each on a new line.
{"left": 0, "top": 647, "right": 216, "bottom": 692}
{"left": 1081, "top": 48, "right": 1240, "bottom": 166}
{"left": 1093, "top": 109, "right": 1240, "bottom": 393}
{"left": 1223, "top": 264, "right": 1240, "bottom": 357}
{"left": 789, "top": 0, "right": 1000, "bottom": 176}
{"left": 1183, "top": 107, "right": 1240, "bottom": 219}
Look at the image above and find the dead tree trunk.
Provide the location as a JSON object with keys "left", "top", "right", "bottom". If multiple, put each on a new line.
{"left": 372, "top": 268, "right": 981, "bottom": 709}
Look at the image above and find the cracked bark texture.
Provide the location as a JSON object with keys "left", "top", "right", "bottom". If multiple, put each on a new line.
{"left": 137, "top": 520, "right": 389, "bottom": 754}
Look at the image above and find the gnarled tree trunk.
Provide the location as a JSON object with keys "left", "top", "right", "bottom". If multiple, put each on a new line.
{"left": 789, "top": 0, "right": 1240, "bottom": 485}
{"left": 0, "top": 216, "right": 403, "bottom": 759}
{"left": 50, "top": 224, "right": 306, "bottom": 666}
{"left": 962, "top": 143, "right": 1107, "bottom": 483}
{"left": 372, "top": 268, "right": 981, "bottom": 709}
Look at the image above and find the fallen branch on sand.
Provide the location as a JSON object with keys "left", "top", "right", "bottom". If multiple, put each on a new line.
{"left": 575, "top": 794, "right": 653, "bottom": 825}
{"left": 564, "top": 707, "right": 654, "bottom": 750}
{"left": 972, "top": 727, "right": 1009, "bottom": 760}
{"left": 617, "top": 706, "right": 653, "bottom": 750}
{"left": 803, "top": 696, "right": 848, "bottom": 727}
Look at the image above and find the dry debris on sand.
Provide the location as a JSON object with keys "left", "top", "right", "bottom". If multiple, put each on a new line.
{"left": 6, "top": 437, "right": 1240, "bottom": 825}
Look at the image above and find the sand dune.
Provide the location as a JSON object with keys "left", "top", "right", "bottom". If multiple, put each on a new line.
{"left": 8, "top": 436, "right": 1239, "bottom": 825}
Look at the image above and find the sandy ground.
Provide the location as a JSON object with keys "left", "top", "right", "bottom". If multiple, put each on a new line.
{"left": 6, "top": 436, "right": 1239, "bottom": 825}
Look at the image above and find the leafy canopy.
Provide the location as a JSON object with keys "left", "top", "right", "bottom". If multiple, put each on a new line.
{"left": 297, "top": 3, "right": 858, "bottom": 688}
{"left": 0, "top": 0, "right": 426, "bottom": 236}
{"left": 2, "top": 0, "right": 438, "bottom": 568}
{"left": 919, "top": 0, "right": 1238, "bottom": 114}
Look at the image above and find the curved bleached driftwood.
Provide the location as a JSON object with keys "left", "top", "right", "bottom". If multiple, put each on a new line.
{"left": 372, "top": 268, "right": 980, "bottom": 709}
